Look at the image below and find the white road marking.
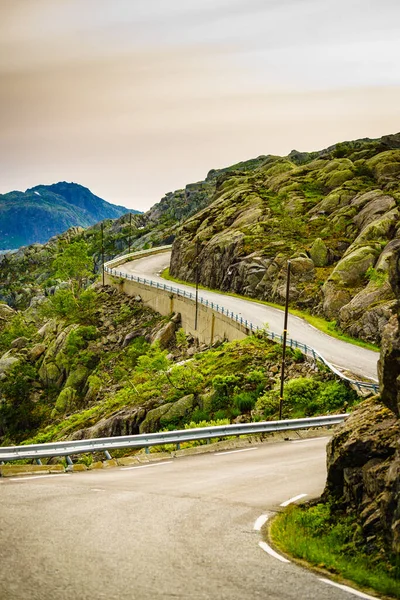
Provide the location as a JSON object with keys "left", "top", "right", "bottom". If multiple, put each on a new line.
{"left": 121, "top": 461, "right": 174, "bottom": 471}
{"left": 259, "top": 541, "right": 290, "bottom": 563}
{"left": 253, "top": 514, "right": 269, "bottom": 531}
{"left": 319, "top": 578, "right": 380, "bottom": 599}
{"left": 214, "top": 447, "right": 258, "bottom": 456}
{"left": 280, "top": 493, "right": 308, "bottom": 507}
{"left": 292, "top": 437, "right": 329, "bottom": 444}
{"left": 8, "top": 474, "right": 69, "bottom": 481}
{"left": 91, "top": 488, "right": 105, "bottom": 492}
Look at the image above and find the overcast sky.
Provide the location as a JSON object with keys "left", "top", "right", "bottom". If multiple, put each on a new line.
{"left": 1, "top": 0, "right": 399, "bottom": 211}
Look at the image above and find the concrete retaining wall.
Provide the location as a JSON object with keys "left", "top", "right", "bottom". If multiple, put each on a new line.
{"left": 104, "top": 272, "right": 252, "bottom": 345}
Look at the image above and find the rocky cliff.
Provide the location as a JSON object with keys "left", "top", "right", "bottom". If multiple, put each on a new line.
{"left": 170, "top": 133, "right": 400, "bottom": 344}
{"left": 323, "top": 245, "right": 400, "bottom": 556}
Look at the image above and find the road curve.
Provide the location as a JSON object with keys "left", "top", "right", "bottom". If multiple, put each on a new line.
{"left": 119, "top": 251, "right": 379, "bottom": 381}
{"left": 0, "top": 438, "right": 370, "bottom": 600}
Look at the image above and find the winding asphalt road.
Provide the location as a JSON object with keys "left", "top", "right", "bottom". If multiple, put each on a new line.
{"left": 0, "top": 437, "right": 377, "bottom": 600}
{"left": 119, "top": 251, "right": 379, "bottom": 381}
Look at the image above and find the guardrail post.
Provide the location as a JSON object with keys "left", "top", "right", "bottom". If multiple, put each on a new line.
{"left": 104, "top": 450, "right": 112, "bottom": 461}
{"left": 176, "top": 443, "right": 181, "bottom": 450}
{"left": 34, "top": 458, "right": 42, "bottom": 465}
{"left": 145, "top": 447, "right": 150, "bottom": 455}
{"left": 66, "top": 456, "right": 73, "bottom": 466}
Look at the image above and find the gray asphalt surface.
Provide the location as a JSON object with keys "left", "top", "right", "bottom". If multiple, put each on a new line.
{"left": 0, "top": 438, "right": 372, "bottom": 600}
{"left": 119, "top": 251, "right": 379, "bottom": 381}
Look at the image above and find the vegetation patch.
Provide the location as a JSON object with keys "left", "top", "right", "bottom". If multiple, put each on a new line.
{"left": 270, "top": 503, "right": 400, "bottom": 599}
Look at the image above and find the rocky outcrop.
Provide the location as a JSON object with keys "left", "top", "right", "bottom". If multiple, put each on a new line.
{"left": 324, "top": 245, "right": 400, "bottom": 555}
{"left": 323, "top": 399, "right": 400, "bottom": 553}
{"left": 170, "top": 137, "right": 400, "bottom": 344}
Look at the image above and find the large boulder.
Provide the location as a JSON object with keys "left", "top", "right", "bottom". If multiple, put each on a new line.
{"left": 324, "top": 242, "right": 400, "bottom": 555}
{"left": 309, "top": 238, "right": 329, "bottom": 267}
{"left": 324, "top": 399, "right": 400, "bottom": 553}
{"left": 0, "top": 351, "right": 19, "bottom": 380}
{"left": 151, "top": 321, "right": 177, "bottom": 349}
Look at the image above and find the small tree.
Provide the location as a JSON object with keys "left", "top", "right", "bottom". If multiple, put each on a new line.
{"left": 52, "top": 240, "right": 94, "bottom": 293}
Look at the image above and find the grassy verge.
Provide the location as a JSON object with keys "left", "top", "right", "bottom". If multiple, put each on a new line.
{"left": 269, "top": 503, "right": 400, "bottom": 599}
{"left": 161, "top": 268, "right": 379, "bottom": 352}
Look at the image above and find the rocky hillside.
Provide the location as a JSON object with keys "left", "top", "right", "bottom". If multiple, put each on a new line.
{"left": 0, "top": 181, "right": 134, "bottom": 250}
{"left": 322, "top": 244, "right": 400, "bottom": 558}
{"left": 170, "top": 133, "right": 400, "bottom": 344}
{"left": 0, "top": 279, "right": 357, "bottom": 445}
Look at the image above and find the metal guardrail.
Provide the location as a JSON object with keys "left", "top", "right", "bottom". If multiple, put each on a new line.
{"left": 104, "top": 249, "right": 379, "bottom": 394}
{"left": 0, "top": 414, "right": 348, "bottom": 463}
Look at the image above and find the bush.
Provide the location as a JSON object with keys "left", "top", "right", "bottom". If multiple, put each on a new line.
{"left": 211, "top": 374, "right": 241, "bottom": 412}
{"left": 233, "top": 391, "right": 257, "bottom": 413}
{"left": 255, "top": 389, "right": 280, "bottom": 418}
{"left": 0, "top": 362, "right": 43, "bottom": 439}
{"left": 0, "top": 313, "right": 36, "bottom": 353}
{"left": 65, "top": 326, "right": 98, "bottom": 357}
{"left": 41, "top": 288, "right": 98, "bottom": 324}
{"left": 125, "top": 337, "right": 150, "bottom": 367}
{"left": 318, "top": 381, "right": 357, "bottom": 411}
{"left": 189, "top": 408, "right": 210, "bottom": 423}
{"left": 284, "top": 377, "right": 321, "bottom": 415}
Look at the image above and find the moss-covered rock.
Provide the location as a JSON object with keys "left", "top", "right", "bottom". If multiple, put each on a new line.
{"left": 139, "top": 404, "right": 171, "bottom": 434}
{"left": 64, "top": 364, "right": 90, "bottom": 392}
{"left": 52, "top": 386, "right": 76, "bottom": 416}
{"left": 328, "top": 245, "right": 379, "bottom": 287}
{"left": 159, "top": 394, "right": 196, "bottom": 428}
{"left": 309, "top": 238, "right": 329, "bottom": 267}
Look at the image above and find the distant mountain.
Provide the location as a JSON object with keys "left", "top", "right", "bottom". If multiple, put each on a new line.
{"left": 0, "top": 182, "right": 137, "bottom": 250}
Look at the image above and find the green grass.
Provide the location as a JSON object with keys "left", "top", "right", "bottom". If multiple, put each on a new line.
{"left": 269, "top": 504, "right": 400, "bottom": 599}
{"left": 161, "top": 268, "right": 380, "bottom": 353}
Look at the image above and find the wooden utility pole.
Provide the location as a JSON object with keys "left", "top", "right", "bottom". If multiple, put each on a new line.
{"left": 101, "top": 222, "right": 105, "bottom": 286}
{"left": 279, "top": 260, "right": 291, "bottom": 420}
{"left": 194, "top": 240, "right": 200, "bottom": 330}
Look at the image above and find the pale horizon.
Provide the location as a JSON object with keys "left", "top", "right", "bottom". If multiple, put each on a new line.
{"left": 1, "top": 0, "right": 400, "bottom": 211}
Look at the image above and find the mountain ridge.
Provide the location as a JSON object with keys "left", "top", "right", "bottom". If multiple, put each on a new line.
{"left": 0, "top": 181, "right": 137, "bottom": 250}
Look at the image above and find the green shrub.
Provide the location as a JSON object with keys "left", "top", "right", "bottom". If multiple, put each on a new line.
{"left": 125, "top": 337, "right": 150, "bottom": 367}
{"left": 190, "top": 408, "right": 210, "bottom": 423}
{"left": 65, "top": 326, "right": 98, "bottom": 357}
{"left": 284, "top": 377, "right": 321, "bottom": 415}
{"left": 233, "top": 391, "right": 257, "bottom": 413}
{"left": 0, "top": 362, "right": 44, "bottom": 439}
{"left": 255, "top": 389, "right": 280, "bottom": 418}
{"left": 365, "top": 266, "right": 387, "bottom": 286}
{"left": 318, "top": 381, "right": 357, "bottom": 411}
{"left": 0, "top": 313, "right": 36, "bottom": 353}
{"left": 175, "top": 328, "right": 188, "bottom": 348}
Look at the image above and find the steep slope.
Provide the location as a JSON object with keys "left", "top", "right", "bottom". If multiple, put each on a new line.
{"left": 0, "top": 182, "right": 134, "bottom": 249}
{"left": 170, "top": 133, "right": 400, "bottom": 344}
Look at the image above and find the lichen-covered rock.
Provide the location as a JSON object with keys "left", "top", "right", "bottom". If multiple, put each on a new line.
{"left": 64, "top": 364, "right": 90, "bottom": 392}
{"left": 324, "top": 399, "right": 400, "bottom": 553}
{"left": 0, "top": 351, "right": 19, "bottom": 380}
{"left": 159, "top": 394, "right": 196, "bottom": 427}
{"left": 309, "top": 238, "right": 329, "bottom": 267}
{"left": 378, "top": 245, "right": 400, "bottom": 416}
{"left": 151, "top": 320, "right": 177, "bottom": 349}
{"left": 52, "top": 386, "right": 76, "bottom": 416}
{"left": 10, "top": 336, "right": 28, "bottom": 349}
{"left": 29, "top": 343, "right": 46, "bottom": 362}
{"left": 0, "top": 303, "right": 15, "bottom": 324}
{"left": 325, "top": 241, "right": 400, "bottom": 555}
{"left": 139, "top": 403, "right": 171, "bottom": 433}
